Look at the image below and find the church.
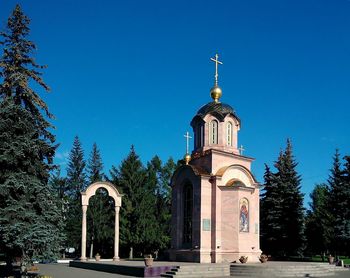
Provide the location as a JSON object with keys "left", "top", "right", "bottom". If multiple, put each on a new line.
{"left": 169, "top": 54, "right": 261, "bottom": 263}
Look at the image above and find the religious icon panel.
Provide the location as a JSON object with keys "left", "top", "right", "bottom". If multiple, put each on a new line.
{"left": 239, "top": 198, "right": 249, "bottom": 232}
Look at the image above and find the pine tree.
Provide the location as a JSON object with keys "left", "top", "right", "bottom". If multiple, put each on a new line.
{"left": 328, "top": 150, "right": 350, "bottom": 255}
{"left": 277, "top": 139, "right": 305, "bottom": 256}
{"left": 0, "top": 99, "right": 64, "bottom": 262}
{"left": 342, "top": 156, "right": 350, "bottom": 255}
{"left": 87, "top": 143, "right": 104, "bottom": 184}
{"left": 260, "top": 163, "right": 283, "bottom": 255}
{"left": 64, "top": 136, "right": 87, "bottom": 252}
{"left": 0, "top": 5, "right": 63, "bottom": 263}
{"left": 305, "top": 183, "right": 332, "bottom": 258}
{"left": 66, "top": 136, "right": 87, "bottom": 199}
{"left": 111, "top": 146, "right": 157, "bottom": 258}
{"left": 0, "top": 5, "right": 53, "bottom": 143}
{"left": 49, "top": 167, "right": 67, "bottom": 199}
{"left": 148, "top": 156, "right": 176, "bottom": 253}
{"left": 261, "top": 139, "right": 305, "bottom": 257}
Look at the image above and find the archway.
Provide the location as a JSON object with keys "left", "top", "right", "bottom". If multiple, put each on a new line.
{"left": 80, "top": 181, "right": 122, "bottom": 261}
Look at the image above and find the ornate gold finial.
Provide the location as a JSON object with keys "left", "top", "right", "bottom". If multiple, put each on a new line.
{"left": 184, "top": 131, "right": 192, "bottom": 165}
{"left": 184, "top": 153, "right": 191, "bottom": 165}
{"left": 210, "top": 53, "right": 223, "bottom": 103}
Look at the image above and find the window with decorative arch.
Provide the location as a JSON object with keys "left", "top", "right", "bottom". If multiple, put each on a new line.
{"left": 227, "top": 122, "right": 233, "bottom": 146}
{"left": 195, "top": 124, "right": 204, "bottom": 148}
{"left": 182, "top": 183, "right": 193, "bottom": 247}
{"left": 239, "top": 198, "right": 249, "bottom": 232}
{"left": 209, "top": 120, "right": 218, "bottom": 145}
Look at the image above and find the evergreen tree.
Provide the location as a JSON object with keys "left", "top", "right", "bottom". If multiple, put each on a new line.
{"left": 342, "top": 156, "right": 350, "bottom": 255}
{"left": 49, "top": 167, "right": 67, "bottom": 199}
{"left": 146, "top": 156, "right": 176, "bottom": 254}
{"left": 260, "top": 163, "right": 283, "bottom": 255}
{"left": 64, "top": 136, "right": 87, "bottom": 251}
{"left": 0, "top": 5, "right": 63, "bottom": 263}
{"left": 0, "top": 99, "right": 64, "bottom": 262}
{"left": 277, "top": 139, "right": 305, "bottom": 256}
{"left": 261, "top": 139, "right": 305, "bottom": 257}
{"left": 305, "top": 183, "right": 332, "bottom": 257}
{"left": 328, "top": 150, "right": 350, "bottom": 255}
{"left": 87, "top": 143, "right": 104, "bottom": 184}
{"left": 0, "top": 5, "right": 53, "bottom": 143}
{"left": 157, "top": 157, "right": 176, "bottom": 248}
{"left": 66, "top": 136, "right": 87, "bottom": 199}
{"left": 111, "top": 146, "right": 157, "bottom": 258}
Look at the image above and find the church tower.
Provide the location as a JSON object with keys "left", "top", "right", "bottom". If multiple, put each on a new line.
{"left": 169, "top": 54, "right": 261, "bottom": 263}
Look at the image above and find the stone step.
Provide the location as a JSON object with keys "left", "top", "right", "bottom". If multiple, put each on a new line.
{"left": 230, "top": 271, "right": 334, "bottom": 276}
{"left": 229, "top": 264, "right": 339, "bottom": 277}
{"left": 231, "top": 267, "right": 333, "bottom": 271}
{"left": 161, "top": 274, "right": 229, "bottom": 278}
{"left": 168, "top": 270, "right": 229, "bottom": 274}
{"left": 161, "top": 264, "right": 230, "bottom": 278}
{"left": 230, "top": 271, "right": 335, "bottom": 277}
{"left": 176, "top": 265, "right": 228, "bottom": 269}
{"left": 171, "top": 268, "right": 229, "bottom": 272}
{"left": 231, "top": 268, "right": 333, "bottom": 272}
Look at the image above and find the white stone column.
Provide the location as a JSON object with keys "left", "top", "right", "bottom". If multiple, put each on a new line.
{"left": 80, "top": 205, "right": 88, "bottom": 261}
{"left": 113, "top": 206, "right": 120, "bottom": 261}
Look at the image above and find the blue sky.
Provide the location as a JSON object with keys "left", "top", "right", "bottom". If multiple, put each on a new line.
{"left": 1, "top": 0, "right": 350, "bottom": 207}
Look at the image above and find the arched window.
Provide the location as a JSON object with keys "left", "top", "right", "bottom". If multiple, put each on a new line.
{"left": 195, "top": 124, "right": 202, "bottom": 149}
{"left": 183, "top": 183, "right": 193, "bottom": 247}
{"left": 209, "top": 120, "right": 218, "bottom": 145}
{"left": 227, "top": 122, "right": 233, "bottom": 146}
{"left": 239, "top": 198, "right": 249, "bottom": 232}
{"left": 200, "top": 125, "right": 204, "bottom": 147}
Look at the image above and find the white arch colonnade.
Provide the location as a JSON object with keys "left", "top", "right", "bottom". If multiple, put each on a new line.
{"left": 80, "top": 181, "right": 122, "bottom": 261}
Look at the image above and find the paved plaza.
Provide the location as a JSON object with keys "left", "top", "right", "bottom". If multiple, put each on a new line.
{"left": 37, "top": 263, "right": 350, "bottom": 278}
{"left": 38, "top": 263, "right": 131, "bottom": 278}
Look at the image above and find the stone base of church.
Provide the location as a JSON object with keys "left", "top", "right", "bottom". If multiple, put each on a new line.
{"left": 169, "top": 249, "right": 200, "bottom": 263}
{"left": 169, "top": 249, "right": 262, "bottom": 263}
{"left": 214, "top": 250, "right": 262, "bottom": 263}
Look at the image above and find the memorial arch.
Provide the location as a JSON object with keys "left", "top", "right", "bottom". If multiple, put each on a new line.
{"left": 80, "top": 181, "right": 122, "bottom": 261}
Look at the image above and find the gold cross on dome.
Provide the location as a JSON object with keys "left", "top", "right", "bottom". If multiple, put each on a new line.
{"left": 184, "top": 131, "right": 192, "bottom": 154}
{"left": 210, "top": 53, "right": 223, "bottom": 86}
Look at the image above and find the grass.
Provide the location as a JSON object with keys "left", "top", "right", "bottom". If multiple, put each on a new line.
{"left": 311, "top": 255, "right": 350, "bottom": 264}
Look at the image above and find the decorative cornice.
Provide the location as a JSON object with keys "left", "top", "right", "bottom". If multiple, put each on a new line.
{"left": 218, "top": 185, "right": 256, "bottom": 192}
{"left": 191, "top": 148, "right": 255, "bottom": 162}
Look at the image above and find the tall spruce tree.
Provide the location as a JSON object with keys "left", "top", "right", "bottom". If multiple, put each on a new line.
{"left": 260, "top": 163, "right": 283, "bottom": 255}
{"left": 64, "top": 136, "right": 87, "bottom": 251}
{"left": 49, "top": 167, "right": 67, "bottom": 199}
{"left": 87, "top": 143, "right": 104, "bottom": 184}
{"left": 342, "top": 156, "right": 350, "bottom": 255}
{"left": 146, "top": 156, "right": 176, "bottom": 253}
{"left": 0, "top": 100, "right": 64, "bottom": 262}
{"left": 111, "top": 146, "right": 158, "bottom": 258}
{"left": 328, "top": 150, "right": 350, "bottom": 255}
{"left": 66, "top": 136, "right": 87, "bottom": 199}
{"left": 305, "top": 183, "right": 332, "bottom": 257}
{"left": 0, "top": 5, "right": 63, "bottom": 263}
{"left": 261, "top": 139, "right": 305, "bottom": 257}
{"left": 278, "top": 139, "right": 305, "bottom": 256}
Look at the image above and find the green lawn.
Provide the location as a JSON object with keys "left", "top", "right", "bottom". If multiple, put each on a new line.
{"left": 311, "top": 255, "right": 350, "bottom": 264}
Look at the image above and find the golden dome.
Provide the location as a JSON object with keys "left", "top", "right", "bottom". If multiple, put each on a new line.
{"left": 210, "top": 85, "right": 222, "bottom": 103}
